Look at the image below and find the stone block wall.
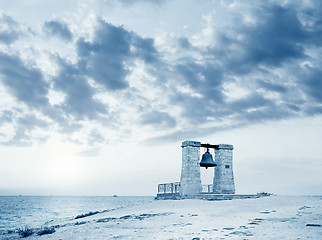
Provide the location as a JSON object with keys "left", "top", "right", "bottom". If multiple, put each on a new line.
{"left": 179, "top": 141, "right": 202, "bottom": 196}
{"left": 213, "top": 144, "right": 235, "bottom": 194}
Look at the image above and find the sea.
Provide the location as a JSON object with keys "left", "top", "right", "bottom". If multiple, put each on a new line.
{"left": 0, "top": 196, "right": 153, "bottom": 234}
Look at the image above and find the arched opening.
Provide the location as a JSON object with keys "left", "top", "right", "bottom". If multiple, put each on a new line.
{"left": 200, "top": 147, "right": 215, "bottom": 193}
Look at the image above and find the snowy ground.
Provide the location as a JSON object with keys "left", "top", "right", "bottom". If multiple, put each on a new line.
{"left": 3, "top": 195, "right": 322, "bottom": 239}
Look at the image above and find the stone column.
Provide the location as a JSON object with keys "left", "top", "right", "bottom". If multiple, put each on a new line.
{"left": 180, "top": 141, "right": 202, "bottom": 196}
{"left": 213, "top": 144, "right": 235, "bottom": 194}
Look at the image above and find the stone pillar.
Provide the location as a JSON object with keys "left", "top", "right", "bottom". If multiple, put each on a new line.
{"left": 213, "top": 144, "right": 235, "bottom": 194}
{"left": 180, "top": 141, "right": 202, "bottom": 196}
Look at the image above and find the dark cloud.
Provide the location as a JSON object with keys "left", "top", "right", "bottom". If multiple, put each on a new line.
{"left": 212, "top": 3, "right": 310, "bottom": 75}
{"left": 17, "top": 114, "right": 49, "bottom": 129}
{"left": 300, "top": 1, "right": 322, "bottom": 45}
{"left": 169, "top": 91, "right": 215, "bottom": 125}
{"left": 53, "top": 57, "right": 108, "bottom": 120}
{"left": 139, "top": 110, "right": 176, "bottom": 128}
{"left": 175, "top": 61, "right": 224, "bottom": 102}
{"left": 185, "top": 3, "right": 320, "bottom": 116}
{"left": 168, "top": 60, "right": 226, "bottom": 125}
{"left": 227, "top": 93, "right": 273, "bottom": 112}
{"left": 300, "top": 66, "right": 322, "bottom": 103}
{"left": 44, "top": 20, "right": 73, "bottom": 41}
{"left": 256, "top": 79, "right": 287, "bottom": 93}
{"left": 77, "top": 19, "right": 159, "bottom": 90}
{"left": 0, "top": 53, "right": 50, "bottom": 108}
{"left": 0, "top": 14, "right": 20, "bottom": 44}
{"left": 132, "top": 37, "right": 159, "bottom": 63}
{"left": 77, "top": 21, "right": 131, "bottom": 90}
{"left": 118, "top": 0, "right": 167, "bottom": 6}
{"left": 0, "top": 50, "right": 107, "bottom": 144}
{"left": 177, "top": 38, "right": 192, "bottom": 49}
{"left": 305, "top": 105, "right": 322, "bottom": 115}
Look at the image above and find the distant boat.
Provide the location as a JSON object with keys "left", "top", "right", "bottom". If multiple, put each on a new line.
{"left": 113, "top": 194, "right": 118, "bottom": 197}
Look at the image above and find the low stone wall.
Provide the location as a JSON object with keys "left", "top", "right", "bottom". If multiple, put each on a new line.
{"left": 155, "top": 193, "right": 181, "bottom": 200}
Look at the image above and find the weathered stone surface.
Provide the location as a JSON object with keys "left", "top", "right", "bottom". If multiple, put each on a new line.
{"left": 181, "top": 141, "right": 201, "bottom": 148}
{"left": 180, "top": 141, "right": 202, "bottom": 196}
{"left": 213, "top": 144, "right": 235, "bottom": 194}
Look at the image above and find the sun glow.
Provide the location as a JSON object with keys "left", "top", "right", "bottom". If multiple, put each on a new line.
{"left": 48, "top": 156, "right": 82, "bottom": 185}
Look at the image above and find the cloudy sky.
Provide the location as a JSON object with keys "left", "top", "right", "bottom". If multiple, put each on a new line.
{"left": 0, "top": 0, "right": 322, "bottom": 196}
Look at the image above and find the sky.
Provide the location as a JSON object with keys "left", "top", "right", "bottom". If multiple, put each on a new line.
{"left": 0, "top": 0, "right": 322, "bottom": 196}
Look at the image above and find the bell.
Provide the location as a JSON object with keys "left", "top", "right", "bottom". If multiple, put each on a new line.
{"left": 200, "top": 149, "right": 216, "bottom": 169}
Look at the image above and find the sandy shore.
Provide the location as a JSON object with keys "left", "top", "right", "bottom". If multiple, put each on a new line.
{"left": 3, "top": 195, "right": 322, "bottom": 239}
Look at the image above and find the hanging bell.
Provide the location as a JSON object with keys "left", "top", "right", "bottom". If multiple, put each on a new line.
{"left": 200, "top": 148, "right": 216, "bottom": 169}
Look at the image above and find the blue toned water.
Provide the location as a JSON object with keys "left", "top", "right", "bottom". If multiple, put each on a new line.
{"left": 0, "top": 196, "right": 153, "bottom": 233}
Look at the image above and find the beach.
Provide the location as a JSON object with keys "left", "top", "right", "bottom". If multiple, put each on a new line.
{"left": 2, "top": 195, "right": 321, "bottom": 239}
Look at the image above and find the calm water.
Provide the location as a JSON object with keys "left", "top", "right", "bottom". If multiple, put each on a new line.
{"left": 0, "top": 196, "right": 153, "bottom": 233}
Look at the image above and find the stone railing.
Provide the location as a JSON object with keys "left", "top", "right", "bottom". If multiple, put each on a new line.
{"left": 158, "top": 182, "right": 180, "bottom": 194}
{"left": 158, "top": 182, "right": 213, "bottom": 194}
{"left": 201, "top": 184, "right": 213, "bottom": 193}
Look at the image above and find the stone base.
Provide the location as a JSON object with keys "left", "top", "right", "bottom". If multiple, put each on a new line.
{"left": 155, "top": 193, "right": 272, "bottom": 200}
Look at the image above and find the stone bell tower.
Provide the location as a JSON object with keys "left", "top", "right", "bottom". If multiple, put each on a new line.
{"left": 179, "top": 141, "right": 202, "bottom": 196}
{"left": 213, "top": 144, "right": 235, "bottom": 194}
{"left": 179, "top": 141, "right": 235, "bottom": 197}
{"left": 156, "top": 141, "right": 270, "bottom": 200}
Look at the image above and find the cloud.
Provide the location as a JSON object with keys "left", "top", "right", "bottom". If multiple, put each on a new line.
{"left": 177, "top": 38, "right": 192, "bottom": 49}
{"left": 0, "top": 112, "right": 50, "bottom": 146}
{"left": 300, "top": 66, "right": 322, "bottom": 103}
{"left": 132, "top": 37, "right": 159, "bottom": 63}
{"left": 53, "top": 56, "right": 108, "bottom": 120}
{"left": 139, "top": 110, "right": 176, "bottom": 128}
{"left": 175, "top": 61, "right": 224, "bottom": 102}
{"left": 1, "top": 1, "right": 322, "bottom": 146}
{"left": 17, "top": 113, "right": 49, "bottom": 129}
{"left": 0, "top": 17, "right": 162, "bottom": 145}
{"left": 148, "top": 1, "right": 322, "bottom": 142}
{"left": 87, "top": 130, "right": 106, "bottom": 145}
{"left": 143, "top": 122, "right": 245, "bottom": 145}
{"left": 118, "top": 0, "right": 167, "bottom": 6}
{"left": 2, "top": 126, "right": 31, "bottom": 146}
{"left": 0, "top": 110, "right": 13, "bottom": 124}
{"left": 211, "top": 3, "right": 311, "bottom": 75}
{"left": 77, "top": 19, "right": 159, "bottom": 91}
{"left": 227, "top": 93, "right": 273, "bottom": 112}
{"left": 256, "top": 79, "right": 287, "bottom": 93}
{"left": 44, "top": 20, "right": 73, "bottom": 41}
{"left": 78, "top": 147, "right": 101, "bottom": 157}
{"left": 0, "top": 52, "right": 50, "bottom": 108}
{"left": 76, "top": 21, "right": 131, "bottom": 90}
{"left": 0, "top": 13, "right": 20, "bottom": 44}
